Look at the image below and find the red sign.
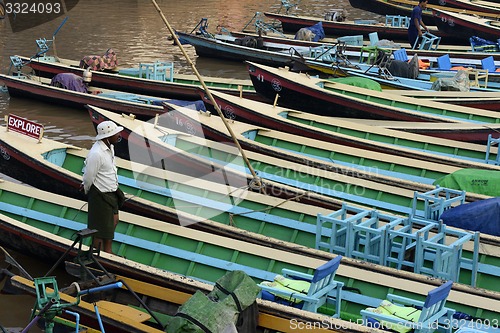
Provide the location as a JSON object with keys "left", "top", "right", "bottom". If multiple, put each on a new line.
{"left": 7, "top": 114, "right": 44, "bottom": 140}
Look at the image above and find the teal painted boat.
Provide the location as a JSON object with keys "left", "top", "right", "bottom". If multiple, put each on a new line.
{"left": 89, "top": 105, "right": 490, "bottom": 218}
{"left": 247, "top": 61, "right": 500, "bottom": 124}
{"left": 0, "top": 120, "right": 498, "bottom": 294}
{"left": 158, "top": 102, "right": 500, "bottom": 188}
{"left": 0, "top": 179, "right": 499, "bottom": 325}
{"left": 203, "top": 90, "right": 500, "bottom": 160}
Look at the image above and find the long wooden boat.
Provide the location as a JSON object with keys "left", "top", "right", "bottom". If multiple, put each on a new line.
{"left": 158, "top": 102, "right": 500, "bottom": 181}
{"left": 261, "top": 11, "right": 455, "bottom": 43}
{"left": 0, "top": 73, "right": 205, "bottom": 120}
{"left": 0, "top": 179, "right": 499, "bottom": 326}
{"left": 432, "top": 8, "right": 500, "bottom": 41}
{"left": 175, "top": 31, "right": 309, "bottom": 68}
{"left": 88, "top": 105, "right": 492, "bottom": 218}
{"left": 246, "top": 61, "right": 500, "bottom": 124}
{"left": 429, "top": 0, "right": 500, "bottom": 14}
{"left": 347, "top": 0, "right": 500, "bottom": 23}
{"left": 0, "top": 181, "right": 368, "bottom": 333}
{"left": 230, "top": 30, "right": 500, "bottom": 62}
{"left": 306, "top": 59, "right": 500, "bottom": 91}
{"left": 2, "top": 112, "right": 498, "bottom": 288}
{"left": 16, "top": 55, "right": 263, "bottom": 102}
{"left": 200, "top": 89, "right": 500, "bottom": 156}
{"left": 385, "top": 89, "right": 500, "bottom": 111}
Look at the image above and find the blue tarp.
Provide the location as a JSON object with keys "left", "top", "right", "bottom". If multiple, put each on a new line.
{"left": 160, "top": 99, "right": 206, "bottom": 112}
{"left": 294, "top": 21, "right": 325, "bottom": 42}
{"left": 440, "top": 197, "right": 500, "bottom": 236}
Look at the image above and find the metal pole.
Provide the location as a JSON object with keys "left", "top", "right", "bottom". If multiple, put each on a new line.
{"left": 150, "top": 0, "right": 263, "bottom": 190}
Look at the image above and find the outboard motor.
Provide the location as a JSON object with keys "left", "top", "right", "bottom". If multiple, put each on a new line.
{"left": 83, "top": 69, "right": 92, "bottom": 85}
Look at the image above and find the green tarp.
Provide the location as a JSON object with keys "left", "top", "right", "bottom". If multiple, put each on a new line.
{"left": 433, "top": 169, "right": 500, "bottom": 197}
{"left": 166, "top": 270, "right": 260, "bottom": 333}
{"left": 328, "top": 77, "right": 383, "bottom": 91}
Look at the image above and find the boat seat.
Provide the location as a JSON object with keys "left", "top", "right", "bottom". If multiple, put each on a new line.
{"left": 258, "top": 256, "right": 343, "bottom": 317}
{"left": 139, "top": 61, "right": 174, "bottom": 82}
{"left": 95, "top": 300, "right": 152, "bottom": 323}
{"left": 368, "top": 32, "right": 379, "bottom": 46}
{"left": 359, "top": 46, "right": 391, "bottom": 65}
{"left": 411, "top": 186, "right": 465, "bottom": 221}
{"left": 468, "top": 68, "right": 489, "bottom": 88}
{"left": 485, "top": 134, "right": 500, "bottom": 165}
{"left": 392, "top": 48, "right": 408, "bottom": 62}
{"left": 361, "top": 280, "right": 456, "bottom": 333}
{"left": 385, "top": 15, "right": 409, "bottom": 28}
{"left": 436, "top": 54, "right": 474, "bottom": 71}
{"left": 414, "top": 32, "right": 441, "bottom": 51}
{"left": 415, "top": 227, "right": 479, "bottom": 285}
{"left": 481, "top": 56, "right": 500, "bottom": 73}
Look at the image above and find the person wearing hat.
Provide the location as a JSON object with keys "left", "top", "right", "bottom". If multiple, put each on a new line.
{"left": 81, "top": 120, "right": 125, "bottom": 254}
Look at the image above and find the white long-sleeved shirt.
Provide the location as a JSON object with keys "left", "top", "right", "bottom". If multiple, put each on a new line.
{"left": 82, "top": 140, "right": 119, "bottom": 194}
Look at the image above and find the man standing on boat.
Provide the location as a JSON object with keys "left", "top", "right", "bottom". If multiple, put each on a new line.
{"left": 408, "top": 0, "right": 429, "bottom": 49}
{"left": 81, "top": 120, "right": 125, "bottom": 254}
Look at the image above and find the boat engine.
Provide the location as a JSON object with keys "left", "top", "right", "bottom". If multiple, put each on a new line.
{"left": 324, "top": 9, "right": 347, "bottom": 22}
{"left": 83, "top": 69, "right": 92, "bottom": 84}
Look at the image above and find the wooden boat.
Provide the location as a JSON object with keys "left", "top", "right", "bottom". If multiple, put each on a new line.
{"left": 88, "top": 105, "right": 493, "bottom": 218}
{"left": 2, "top": 111, "right": 497, "bottom": 281}
{"left": 261, "top": 11, "right": 454, "bottom": 42}
{"left": 0, "top": 182, "right": 361, "bottom": 333}
{"left": 0, "top": 179, "right": 499, "bottom": 326}
{"left": 246, "top": 61, "right": 500, "bottom": 124}
{"left": 0, "top": 73, "right": 204, "bottom": 120}
{"left": 230, "top": 30, "right": 499, "bottom": 62}
{"left": 432, "top": 8, "right": 500, "bottom": 42}
{"left": 428, "top": 0, "right": 500, "bottom": 14}
{"left": 385, "top": 89, "right": 500, "bottom": 111}
{"left": 347, "top": 0, "right": 500, "bottom": 23}
{"left": 158, "top": 102, "right": 500, "bottom": 178}
{"left": 16, "top": 55, "right": 263, "bottom": 102}
{"left": 175, "top": 30, "right": 310, "bottom": 67}
{"left": 200, "top": 89, "right": 500, "bottom": 155}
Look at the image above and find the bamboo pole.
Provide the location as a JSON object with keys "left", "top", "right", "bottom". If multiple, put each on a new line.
{"left": 150, "top": 0, "right": 263, "bottom": 191}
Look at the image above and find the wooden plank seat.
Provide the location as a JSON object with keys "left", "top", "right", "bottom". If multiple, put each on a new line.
{"left": 95, "top": 301, "right": 152, "bottom": 323}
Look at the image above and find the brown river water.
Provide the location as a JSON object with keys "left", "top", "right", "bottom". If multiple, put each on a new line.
{"left": 0, "top": 0, "right": 375, "bottom": 329}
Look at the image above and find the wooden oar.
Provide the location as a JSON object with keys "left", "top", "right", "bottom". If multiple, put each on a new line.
{"left": 150, "top": 0, "right": 264, "bottom": 191}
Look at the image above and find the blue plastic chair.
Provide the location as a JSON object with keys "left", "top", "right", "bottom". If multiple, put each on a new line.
{"left": 436, "top": 54, "right": 453, "bottom": 70}
{"left": 258, "top": 256, "right": 343, "bottom": 317}
{"left": 361, "top": 280, "right": 456, "bottom": 333}
{"left": 481, "top": 56, "right": 498, "bottom": 73}
{"left": 393, "top": 48, "right": 408, "bottom": 62}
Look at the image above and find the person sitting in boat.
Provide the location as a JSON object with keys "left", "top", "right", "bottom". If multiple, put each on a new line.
{"left": 408, "top": 0, "right": 429, "bottom": 49}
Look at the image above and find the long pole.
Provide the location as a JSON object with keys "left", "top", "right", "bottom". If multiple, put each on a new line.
{"left": 150, "top": 0, "right": 263, "bottom": 190}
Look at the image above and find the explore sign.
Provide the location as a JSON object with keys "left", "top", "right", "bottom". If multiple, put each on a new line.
{"left": 6, "top": 114, "right": 44, "bottom": 141}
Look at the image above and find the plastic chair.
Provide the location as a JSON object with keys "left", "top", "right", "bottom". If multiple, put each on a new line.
{"left": 436, "top": 54, "right": 453, "bottom": 70}
{"left": 369, "top": 32, "right": 379, "bottom": 46}
{"left": 414, "top": 32, "right": 441, "bottom": 51}
{"left": 436, "top": 54, "right": 475, "bottom": 71}
{"left": 393, "top": 48, "right": 408, "bottom": 62}
{"left": 258, "top": 256, "right": 343, "bottom": 317}
{"left": 481, "top": 56, "right": 499, "bottom": 72}
{"left": 361, "top": 280, "right": 456, "bottom": 333}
